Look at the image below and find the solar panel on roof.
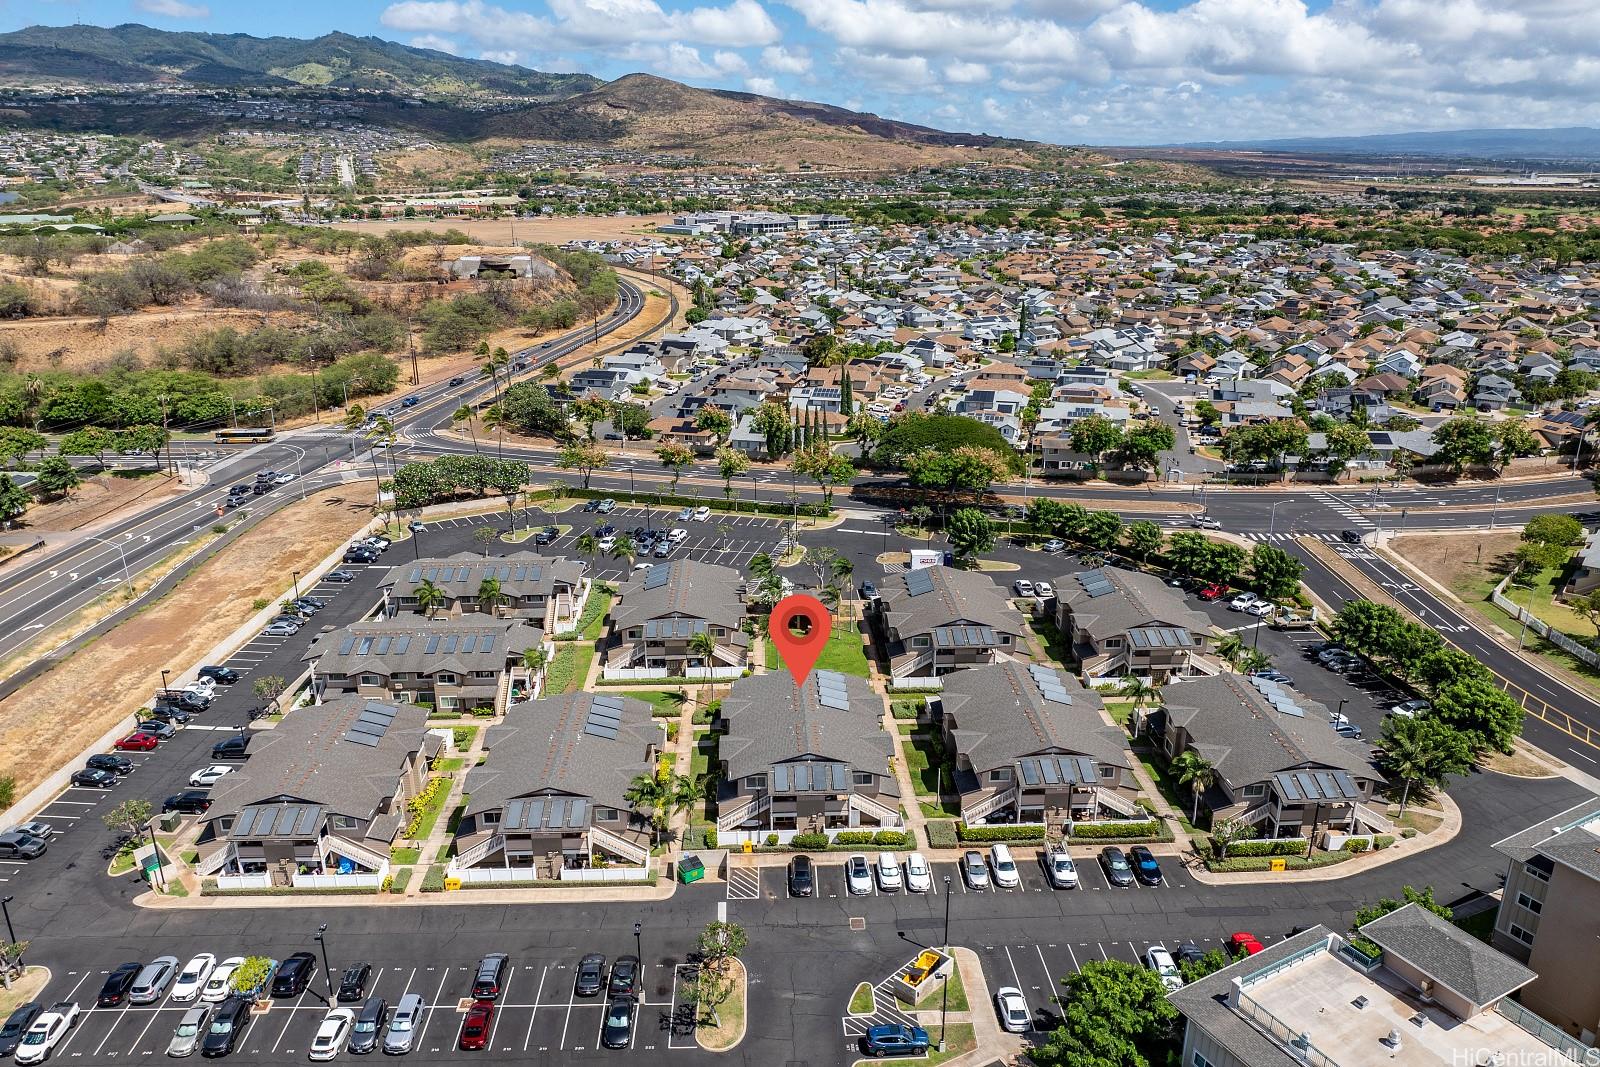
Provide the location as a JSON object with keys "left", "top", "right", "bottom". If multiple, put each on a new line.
{"left": 528, "top": 565, "right": 542, "bottom": 582}
{"left": 592, "top": 694, "right": 625, "bottom": 715}
{"left": 294, "top": 806, "right": 319, "bottom": 834}
{"left": 643, "top": 564, "right": 671, "bottom": 590}
{"left": 363, "top": 703, "right": 397, "bottom": 722}
{"left": 408, "top": 567, "right": 421, "bottom": 582}
{"left": 442, "top": 636, "right": 458, "bottom": 655}
{"left": 1040, "top": 759, "right": 1060, "bottom": 785}
{"left": 513, "top": 566, "right": 527, "bottom": 581}
{"left": 527, "top": 798, "right": 544, "bottom": 827}
{"left": 392, "top": 636, "right": 410, "bottom": 655}
{"left": 374, "top": 636, "right": 391, "bottom": 656}
{"left": 794, "top": 764, "right": 811, "bottom": 790}
{"left": 548, "top": 797, "right": 566, "bottom": 826}
{"left": 425, "top": 635, "right": 440, "bottom": 654}
{"left": 422, "top": 567, "right": 438, "bottom": 582}
{"left": 274, "top": 807, "right": 300, "bottom": 836}
{"left": 356, "top": 637, "right": 373, "bottom": 656}
{"left": 567, "top": 798, "right": 587, "bottom": 827}
{"left": 338, "top": 635, "right": 356, "bottom": 655}
{"left": 819, "top": 691, "right": 849, "bottom": 711}
{"left": 905, "top": 568, "right": 935, "bottom": 596}
{"left": 506, "top": 798, "right": 527, "bottom": 829}
{"left": 459, "top": 635, "right": 475, "bottom": 654}
{"left": 499, "top": 566, "right": 511, "bottom": 580}
{"left": 1020, "top": 761, "right": 1041, "bottom": 785}
{"left": 773, "top": 765, "right": 790, "bottom": 791}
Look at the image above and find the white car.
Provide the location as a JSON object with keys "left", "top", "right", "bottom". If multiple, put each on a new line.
{"left": 184, "top": 678, "right": 218, "bottom": 698}
{"left": 309, "top": 1008, "right": 355, "bottom": 1061}
{"left": 668, "top": 527, "right": 689, "bottom": 543}
{"left": 1146, "top": 945, "right": 1184, "bottom": 992}
{"left": 170, "top": 953, "right": 217, "bottom": 1003}
{"left": 201, "top": 956, "right": 246, "bottom": 1003}
{"left": 1013, "top": 579, "right": 1035, "bottom": 597}
{"left": 273, "top": 472, "right": 295, "bottom": 485}
{"left": 989, "top": 844, "right": 1021, "bottom": 889}
{"left": 597, "top": 534, "right": 617, "bottom": 551}
{"left": 903, "top": 852, "right": 932, "bottom": 894}
{"left": 1191, "top": 516, "right": 1222, "bottom": 530}
{"left": 691, "top": 506, "right": 711, "bottom": 522}
{"left": 994, "top": 987, "right": 1030, "bottom": 1034}
{"left": 845, "top": 854, "right": 874, "bottom": 895}
{"left": 1228, "top": 592, "right": 1258, "bottom": 612}
{"left": 1045, "top": 851, "right": 1079, "bottom": 889}
{"left": 1246, "top": 600, "right": 1274, "bottom": 617}
{"left": 1034, "top": 581, "right": 1055, "bottom": 598}
{"left": 875, "top": 852, "right": 903, "bottom": 892}
{"left": 14, "top": 1005, "right": 78, "bottom": 1065}
{"left": 189, "top": 765, "right": 235, "bottom": 788}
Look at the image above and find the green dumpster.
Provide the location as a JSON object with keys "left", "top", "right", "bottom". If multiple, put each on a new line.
{"left": 678, "top": 854, "right": 705, "bottom": 884}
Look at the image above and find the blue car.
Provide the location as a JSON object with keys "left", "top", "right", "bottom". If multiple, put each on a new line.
{"left": 401, "top": 396, "right": 419, "bottom": 408}
{"left": 861, "top": 1024, "right": 930, "bottom": 1057}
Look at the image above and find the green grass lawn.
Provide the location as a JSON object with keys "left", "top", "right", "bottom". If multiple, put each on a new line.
{"left": 1455, "top": 908, "right": 1497, "bottom": 944}
{"left": 764, "top": 624, "right": 871, "bottom": 677}
{"left": 546, "top": 642, "right": 593, "bottom": 695}
{"left": 409, "top": 781, "right": 452, "bottom": 841}
{"left": 912, "top": 959, "right": 969, "bottom": 1012}
{"left": 1138, "top": 753, "right": 1202, "bottom": 834}
{"left": 431, "top": 757, "right": 465, "bottom": 772}
{"left": 622, "top": 689, "right": 687, "bottom": 717}
{"left": 1026, "top": 616, "right": 1075, "bottom": 667}
{"left": 578, "top": 591, "right": 614, "bottom": 641}
{"left": 904, "top": 733, "right": 952, "bottom": 797}
{"left": 849, "top": 983, "right": 874, "bottom": 1014}
{"left": 390, "top": 846, "right": 421, "bottom": 865}
{"left": 692, "top": 734, "right": 719, "bottom": 820}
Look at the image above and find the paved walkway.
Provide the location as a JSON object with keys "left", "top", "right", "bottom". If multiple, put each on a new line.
{"left": 404, "top": 725, "right": 488, "bottom": 896}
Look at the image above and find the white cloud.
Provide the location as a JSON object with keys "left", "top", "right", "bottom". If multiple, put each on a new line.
{"left": 136, "top": 0, "right": 209, "bottom": 16}
{"left": 787, "top": 0, "right": 1082, "bottom": 64}
{"left": 621, "top": 42, "right": 750, "bottom": 79}
{"left": 745, "top": 75, "right": 782, "bottom": 95}
{"left": 410, "top": 34, "right": 461, "bottom": 54}
{"left": 943, "top": 60, "right": 988, "bottom": 83}
{"left": 479, "top": 49, "right": 521, "bottom": 64}
{"left": 835, "top": 48, "right": 936, "bottom": 92}
{"left": 761, "top": 45, "right": 813, "bottom": 73}
{"left": 383, "top": 0, "right": 779, "bottom": 50}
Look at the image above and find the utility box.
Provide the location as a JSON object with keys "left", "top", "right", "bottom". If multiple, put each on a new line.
{"left": 678, "top": 855, "right": 705, "bottom": 884}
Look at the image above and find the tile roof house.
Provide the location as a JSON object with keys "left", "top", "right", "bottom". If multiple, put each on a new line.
{"left": 602, "top": 560, "right": 749, "bottom": 677}
{"left": 1054, "top": 567, "right": 1218, "bottom": 682}
{"left": 452, "top": 691, "right": 662, "bottom": 874}
{"left": 935, "top": 662, "right": 1139, "bottom": 827}
{"left": 306, "top": 617, "right": 549, "bottom": 713}
{"left": 715, "top": 669, "right": 901, "bottom": 839}
{"left": 1157, "top": 674, "right": 1388, "bottom": 841}
{"left": 382, "top": 553, "right": 590, "bottom": 634}
{"left": 194, "top": 697, "right": 439, "bottom": 883}
{"left": 869, "top": 565, "right": 1026, "bottom": 681}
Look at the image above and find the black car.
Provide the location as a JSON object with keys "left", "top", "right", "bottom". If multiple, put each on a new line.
{"left": 582, "top": 499, "right": 601, "bottom": 512}
{"left": 146, "top": 705, "right": 194, "bottom": 726}
{"left": 338, "top": 962, "right": 372, "bottom": 1003}
{"left": 200, "top": 996, "right": 250, "bottom": 1057}
{"left": 1339, "top": 529, "right": 1364, "bottom": 544}
{"left": 1098, "top": 847, "right": 1135, "bottom": 888}
{"left": 250, "top": 482, "right": 272, "bottom": 496}
{"left": 292, "top": 597, "right": 324, "bottom": 614}
{"left": 0, "top": 1002, "right": 41, "bottom": 1057}
{"left": 400, "top": 396, "right": 419, "bottom": 408}
{"left": 70, "top": 768, "right": 118, "bottom": 789}
{"left": 1128, "top": 846, "right": 1164, "bottom": 886}
{"left": 349, "top": 996, "right": 387, "bottom": 1054}
{"left": 158, "top": 689, "right": 210, "bottom": 712}
{"left": 198, "top": 666, "right": 239, "bottom": 685}
{"left": 343, "top": 548, "right": 378, "bottom": 564}
{"left": 788, "top": 855, "right": 815, "bottom": 897}
{"left": 86, "top": 753, "right": 133, "bottom": 775}
{"left": 272, "top": 952, "right": 316, "bottom": 998}
{"left": 163, "top": 790, "right": 212, "bottom": 815}
{"left": 98, "top": 962, "right": 143, "bottom": 1007}
{"left": 608, "top": 956, "right": 641, "bottom": 998}
{"left": 859, "top": 581, "right": 879, "bottom": 601}
{"left": 211, "top": 736, "right": 250, "bottom": 760}
{"left": 601, "top": 996, "right": 636, "bottom": 1050}
{"left": 228, "top": 484, "right": 252, "bottom": 497}
{"left": 533, "top": 526, "right": 559, "bottom": 546}
{"left": 449, "top": 375, "right": 467, "bottom": 386}
{"left": 575, "top": 953, "right": 606, "bottom": 997}
{"left": 325, "top": 569, "right": 356, "bottom": 584}
{"left": 471, "top": 953, "right": 509, "bottom": 1000}
{"left": 1175, "top": 942, "right": 1208, "bottom": 966}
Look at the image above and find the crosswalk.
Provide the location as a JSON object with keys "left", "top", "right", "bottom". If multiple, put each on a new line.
{"left": 1314, "top": 490, "right": 1375, "bottom": 529}
{"left": 1240, "top": 531, "right": 1359, "bottom": 544}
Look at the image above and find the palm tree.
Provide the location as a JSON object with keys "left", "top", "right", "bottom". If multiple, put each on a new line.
{"left": 611, "top": 535, "right": 637, "bottom": 572}
{"left": 520, "top": 646, "right": 550, "bottom": 697}
{"left": 1118, "top": 674, "right": 1158, "bottom": 735}
{"left": 1237, "top": 647, "right": 1270, "bottom": 675}
{"left": 749, "top": 552, "right": 774, "bottom": 582}
{"left": 481, "top": 346, "right": 510, "bottom": 404}
{"left": 829, "top": 555, "right": 854, "bottom": 625}
{"left": 413, "top": 579, "right": 445, "bottom": 617}
{"left": 453, "top": 404, "right": 480, "bottom": 454}
{"left": 1380, "top": 715, "right": 1470, "bottom": 817}
{"left": 688, "top": 630, "right": 718, "bottom": 669}
{"left": 1171, "top": 750, "right": 1217, "bottom": 825}
{"left": 481, "top": 403, "right": 507, "bottom": 459}
{"left": 476, "top": 576, "right": 506, "bottom": 616}
{"left": 575, "top": 532, "right": 600, "bottom": 574}
{"left": 624, "top": 772, "right": 704, "bottom": 849}
{"left": 341, "top": 403, "right": 366, "bottom": 433}
{"left": 1217, "top": 634, "right": 1245, "bottom": 669}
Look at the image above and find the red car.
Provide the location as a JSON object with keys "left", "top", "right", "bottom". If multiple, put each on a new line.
{"left": 459, "top": 1000, "right": 495, "bottom": 1051}
{"left": 114, "top": 732, "right": 160, "bottom": 751}
{"left": 1230, "top": 932, "right": 1265, "bottom": 956}
{"left": 1198, "top": 583, "right": 1229, "bottom": 601}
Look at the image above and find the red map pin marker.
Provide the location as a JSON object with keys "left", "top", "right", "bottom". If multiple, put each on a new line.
{"left": 770, "top": 594, "right": 831, "bottom": 689}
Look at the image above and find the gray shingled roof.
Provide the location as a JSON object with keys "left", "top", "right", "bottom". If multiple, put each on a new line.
{"left": 1160, "top": 674, "right": 1376, "bottom": 791}
{"left": 202, "top": 696, "right": 433, "bottom": 833}
{"left": 1168, "top": 928, "right": 1329, "bottom": 1067}
{"left": 1492, "top": 795, "right": 1600, "bottom": 866}
{"left": 463, "top": 692, "right": 659, "bottom": 818}
{"left": 879, "top": 565, "right": 1022, "bottom": 640}
{"left": 305, "top": 617, "right": 544, "bottom": 677}
{"left": 610, "top": 559, "right": 746, "bottom": 632}
{"left": 1359, "top": 903, "right": 1536, "bottom": 1008}
{"left": 718, "top": 671, "right": 897, "bottom": 791}
{"left": 1056, "top": 565, "right": 1215, "bottom": 641}
{"left": 938, "top": 662, "right": 1128, "bottom": 778}
{"left": 383, "top": 552, "right": 583, "bottom": 600}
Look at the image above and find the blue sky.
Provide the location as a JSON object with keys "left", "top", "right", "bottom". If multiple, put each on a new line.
{"left": 11, "top": 0, "right": 1600, "bottom": 144}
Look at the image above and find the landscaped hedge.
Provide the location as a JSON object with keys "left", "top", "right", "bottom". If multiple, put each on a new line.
{"left": 1374, "top": 834, "right": 1395, "bottom": 850}
{"left": 956, "top": 824, "right": 1048, "bottom": 843}
{"left": 792, "top": 832, "right": 829, "bottom": 850}
{"left": 926, "top": 821, "right": 958, "bottom": 848}
{"left": 389, "top": 868, "right": 412, "bottom": 893}
{"left": 832, "top": 830, "right": 910, "bottom": 846}
{"left": 890, "top": 699, "right": 925, "bottom": 720}
{"left": 200, "top": 882, "right": 379, "bottom": 897}
{"left": 457, "top": 874, "right": 657, "bottom": 889}
{"left": 1225, "top": 839, "right": 1311, "bottom": 857}
{"left": 558, "top": 485, "right": 830, "bottom": 519}
{"left": 1206, "top": 851, "right": 1353, "bottom": 873}
{"left": 1069, "top": 821, "right": 1166, "bottom": 841}
{"left": 594, "top": 673, "right": 751, "bottom": 686}
{"left": 420, "top": 864, "right": 447, "bottom": 893}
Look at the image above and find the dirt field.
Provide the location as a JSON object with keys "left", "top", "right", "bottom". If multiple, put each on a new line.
{"left": 1391, "top": 530, "right": 1522, "bottom": 602}
{"left": 0, "top": 487, "right": 372, "bottom": 800}
{"left": 0, "top": 307, "right": 302, "bottom": 373}
{"left": 335, "top": 214, "right": 675, "bottom": 245}
{"left": 19, "top": 471, "right": 188, "bottom": 533}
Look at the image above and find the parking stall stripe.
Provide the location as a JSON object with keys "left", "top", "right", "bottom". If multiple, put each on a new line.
{"left": 90, "top": 1004, "right": 130, "bottom": 1058}
{"left": 558, "top": 971, "right": 579, "bottom": 1051}
{"left": 416, "top": 968, "right": 453, "bottom": 1051}
{"left": 488, "top": 966, "right": 514, "bottom": 1049}
{"left": 522, "top": 966, "right": 549, "bottom": 1051}
{"left": 271, "top": 985, "right": 311, "bottom": 1053}
{"left": 126, "top": 994, "right": 169, "bottom": 1054}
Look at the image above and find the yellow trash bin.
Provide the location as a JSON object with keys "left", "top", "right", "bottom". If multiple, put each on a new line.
{"left": 444, "top": 876, "right": 463, "bottom": 891}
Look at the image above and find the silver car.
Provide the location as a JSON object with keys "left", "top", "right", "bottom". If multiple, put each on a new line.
{"left": 130, "top": 955, "right": 180, "bottom": 1004}
{"left": 167, "top": 1005, "right": 211, "bottom": 1058}
{"left": 961, "top": 850, "right": 990, "bottom": 890}
{"left": 384, "top": 993, "right": 425, "bottom": 1055}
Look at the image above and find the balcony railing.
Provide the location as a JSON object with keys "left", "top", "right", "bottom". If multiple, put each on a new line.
{"left": 717, "top": 793, "right": 770, "bottom": 831}
{"left": 453, "top": 833, "right": 505, "bottom": 870}
{"left": 590, "top": 824, "right": 649, "bottom": 866}
{"left": 961, "top": 787, "right": 1016, "bottom": 824}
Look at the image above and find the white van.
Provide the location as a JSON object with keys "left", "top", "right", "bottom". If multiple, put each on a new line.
{"left": 988, "top": 843, "right": 1021, "bottom": 889}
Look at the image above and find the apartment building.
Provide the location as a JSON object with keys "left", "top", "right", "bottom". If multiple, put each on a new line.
{"left": 383, "top": 552, "right": 590, "bottom": 634}
{"left": 870, "top": 565, "right": 1025, "bottom": 682}
{"left": 306, "top": 616, "right": 550, "bottom": 712}
{"left": 1055, "top": 566, "right": 1218, "bottom": 682}
{"left": 603, "top": 560, "right": 748, "bottom": 677}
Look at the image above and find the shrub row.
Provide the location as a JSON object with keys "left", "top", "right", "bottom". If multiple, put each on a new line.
{"left": 388, "top": 868, "right": 413, "bottom": 894}
{"left": 419, "top": 864, "right": 447, "bottom": 893}
{"left": 1205, "top": 851, "right": 1353, "bottom": 873}
{"left": 559, "top": 485, "right": 830, "bottom": 519}
{"left": 594, "top": 673, "right": 751, "bottom": 687}
{"left": 1225, "top": 839, "right": 1311, "bottom": 857}
{"left": 824, "top": 830, "right": 909, "bottom": 846}
{"left": 200, "top": 882, "right": 379, "bottom": 897}
{"left": 457, "top": 875, "right": 657, "bottom": 890}
{"left": 403, "top": 778, "right": 449, "bottom": 839}
{"left": 956, "top": 824, "right": 1049, "bottom": 843}
{"left": 926, "top": 821, "right": 958, "bottom": 849}
{"left": 1069, "top": 821, "right": 1167, "bottom": 841}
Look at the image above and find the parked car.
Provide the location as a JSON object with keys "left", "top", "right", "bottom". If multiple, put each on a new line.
{"left": 262, "top": 621, "right": 299, "bottom": 638}
{"left": 1012, "top": 579, "right": 1035, "bottom": 597}
{"left": 99, "top": 962, "right": 143, "bottom": 1007}
{"left": 1339, "top": 529, "right": 1364, "bottom": 544}
{"left": 472, "top": 953, "right": 509, "bottom": 1000}
{"left": 324, "top": 569, "right": 356, "bottom": 584}
{"left": 146, "top": 705, "right": 194, "bottom": 726}
{"left": 961, "top": 849, "right": 990, "bottom": 890}
{"left": 608, "top": 956, "right": 641, "bottom": 998}
{"left": 1175, "top": 942, "right": 1208, "bottom": 966}
{"left": 1230, "top": 932, "right": 1265, "bottom": 956}
{"left": 383, "top": 993, "right": 425, "bottom": 1055}
{"left": 342, "top": 547, "right": 378, "bottom": 564}
{"left": 692, "top": 506, "right": 712, "bottom": 522}
{"left": 845, "top": 854, "right": 873, "bottom": 895}
{"left": 787, "top": 855, "right": 814, "bottom": 897}
{"left": 1128, "top": 846, "right": 1164, "bottom": 886}
{"left": 131, "top": 955, "right": 180, "bottom": 1004}
{"left": 348, "top": 997, "right": 387, "bottom": 1055}
{"left": 1390, "top": 699, "right": 1430, "bottom": 718}
{"left": 861, "top": 1023, "right": 930, "bottom": 1057}
{"left": 13, "top": 1003, "right": 77, "bottom": 1065}
{"left": 1246, "top": 600, "right": 1274, "bottom": 617}
{"left": 1044, "top": 850, "right": 1079, "bottom": 889}
{"left": 137, "top": 720, "right": 179, "bottom": 741}
{"left": 1146, "top": 945, "right": 1184, "bottom": 992}
{"left": 11, "top": 821, "right": 50, "bottom": 840}
{"left": 337, "top": 962, "right": 372, "bottom": 1003}
{"left": 1198, "top": 583, "right": 1229, "bottom": 601}
{"left": 1191, "top": 515, "right": 1222, "bottom": 530}
{"left": 211, "top": 736, "right": 250, "bottom": 760}
{"left": 201, "top": 958, "right": 245, "bottom": 1004}
{"left": 596, "top": 499, "right": 616, "bottom": 513}
{"left": 1228, "top": 592, "right": 1258, "bottom": 612}
{"left": 994, "top": 987, "right": 1030, "bottom": 1033}
{"left": 575, "top": 954, "right": 607, "bottom": 997}
{"left": 458, "top": 1001, "right": 494, "bottom": 1051}
{"left": 116, "top": 731, "right": 161, "bottom": 751}
{"left": 989, "top": 844, "right": 1021, "bottom": 888}
{"left": 0, "top": 1004, "right": 42, "bottom": 1058}
{"left": 189, "top": 765, "right": 235, "bottom": 788}
{"left": 168, "top": 1004, "right": 211, "bottom": 1058}
{"left": 164, "top": 791, "right": 213, "bottom": 815}
{"left": 1034, "top": 580, "right": 1055, "bottom": 598}
{"left": 0, "top": 831, "right": 45, "bottom": 860}
{"left": 197, "top": 666, "right": 239, "bottom": 685}
{"left": 903, "top": 852, "right": 932, "bottom": 893}
{"left": 200, "top": 995, "right": 250, "bottom": 1057}
{"left": 171, "top": 953, "right": 218, "bottom": 1003}
{"left": 582, "top": 499, "right": 601, "bottom": 512}
{"left": 86, "top": 753, "right": 133, "bottom": 775}
{"left": 271, "top": 952, "right": 317, "bottom": 997}
{"left": 602, "top": 995, "right": 637, "bottom": 1049}
{"left": 1040, "top": 538, "right": 1066, "bottom": 553}
{"left": 1099, "top": 847, "right": 1135, "bottom": 888}
{"left": 309, "top": 1007, "right": 355, "bottom": 1061}
{"left": 1330, "top": 713, "right": 1363, "bottom": 739}
{"left": 69, "top": 768, "right": 117, "bottom": 790}
{"left": 668, "top": 527, "right": 688, "bottom": 543}
{"left": 875, "top": 852, "right": 903, "bottom": 892}
{"left": 533, "top": 526, "right": 559, "bottom": 545}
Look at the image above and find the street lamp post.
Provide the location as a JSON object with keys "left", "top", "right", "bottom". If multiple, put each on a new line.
{"left": 291, "top": 571, "right": 301, "bottom": 603}
{"left": 160, "top": 669, "right": 171, "bottom": 694}
{"left": 939, "top": 875, "right": 952, "bottom": 1052}
{"left": 0, "top": 896, "right": 15, "bottom": 945}
{"left": 634, "top": 920, "right": 642, "bottom": 961}
{"left": 1268, "top": 500, "right": 1285, "bottom": 539}
{"left": 84, "top": 534, "right": 135, "bottom": 596}
{"left": 314, "top": 924, "right": 334, "bottom": 1005}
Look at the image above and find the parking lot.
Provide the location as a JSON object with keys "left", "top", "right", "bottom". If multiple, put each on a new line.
{"left": 32, "top": 951, "right": 698, "bottom": 1062}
